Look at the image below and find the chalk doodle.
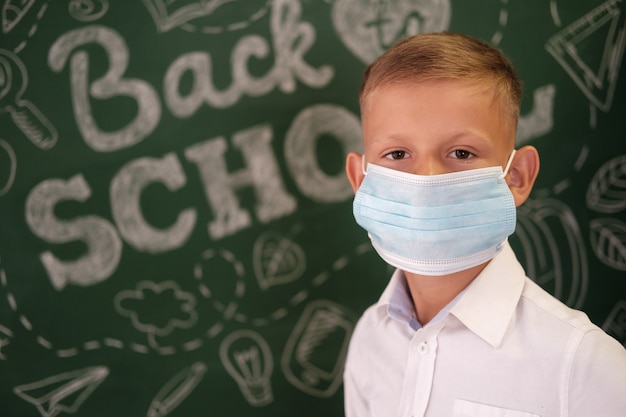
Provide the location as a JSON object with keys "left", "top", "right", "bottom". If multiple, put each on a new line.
{"left": 282, "top": 299, "right": 353, "bottom": 398}
{"left": 115, "top": 280, "right": 198, "bottom": 339}
{"left": 603, "top": 300, "right": 626, "bottom": 346}
{"left": 586, "top": 154, "right": 626, "bottom": 214}
{"left": 0, "top": 138, "right": 17, "bottom": 197}
{"left": 2, "top": 0, "right": 51, "bottom": 53}
{"left": 220, "top": 329, "right": 274, "bottom": 407}
{"left": 13, "top": 366, "right": 110, "bottom": 417}
{"left": 589, "top": 217, "right": 626, "bottom": 271}
{"left": 516, "top": 84, "right": 556, "bottom": 146}
{"left": 0, "top": 1, "right": 624, "bottom": 415}
{"left": 147, "top": 362, "right": 208, "bottom": 417}
{"left": 332, "top": 0, "right": 451, "bottom": 64}
{"left": 0, "top": 322, "right": 11, "bottom": 360}
{"left": 546, "top": 0, "right": 626, "bottom": 113}
{"left": 0, "top": 48, "right": 58, "bottom": 150}
{"left": 513, "top": 198, "right": 589, "bottom": 309}
{"left": 253, "top": 227, "right": 306, "bottom": 290}
{"left": 68, "top": 0, "right": 109, "bottom": 22}
{"left": 142, "top": 0, "right": 270, "bottom": 33}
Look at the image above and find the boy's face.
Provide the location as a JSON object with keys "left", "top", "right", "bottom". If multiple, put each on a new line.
{"left": 359, "top": 79, "right": 515, "bottom": 178}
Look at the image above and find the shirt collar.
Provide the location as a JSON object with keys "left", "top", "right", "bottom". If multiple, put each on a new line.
{"left": 450, "top": 240, "right": 526, "bottom": 348}
{"left": 378, "top": 269, "right": 414, "bottom": 324}
{"left": 374, "top": 241, "right": 525, "bottom": 346}
{"left": 377, "top": 269, "right": 468, "bottom": 331}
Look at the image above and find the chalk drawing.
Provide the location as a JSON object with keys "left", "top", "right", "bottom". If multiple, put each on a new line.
{"left": 514, "top": 198, "right": 589, "bottom": 309}
{"left": 332, "top": 0, "right": 450, "bottom": 64}
{"left": 586, "top": 154, "right": 626, "bottom": 214}
{"left": 281, "top": 299, "right": 353, "bottom": 398}
{"left": 2, "top": 0, "right": 50, "bottom": 53}
{"left": 25, "top": 174, "right": 123, "bottom": 290}
{"left": 220, "top": 329, "right": 274, "bottom": 407}
{"left": 0, "top": 48, "right": 58, "bottom": 149}
{"left": 147, "top": 362, "right": 207, "bottom": 417}
{"left": 516, "top": 85, "right": 556, "bottom": 146}
{"left": 68, "top": 0, "right": 109, "bottom": 22}
{"left": 0, "top": 322, "right": 11, "bottom": 360}
{"left": 115, "top": 280, "right": 198, "bottom": 338}
{"left": 2, "top": 0, "right": 36, "bottom": 34}
{"left": 0, "top": 138, "right": 17, "bottom": 196}
{"left": 253, "top": 227, "right": 306, "bottom": 290}
{"left": 48, "top": 25, "right": 161, "bottom": 152}
{"left": 589, "top": 217, "right": 626, "bottom": 271}
{"left": 284, "top": 103, "right": 362, "bottom": 202}
{"left": 546, "top": 0, "right": 626, "bottom": 112}
{"left": 142, "top": 0, "right": 270, "bottom": 33}
{"left": 603, "top": 300, "right": 626, "bottom": 346}
{"left": 13, "top": 366, "right": 109, "bottom": 417}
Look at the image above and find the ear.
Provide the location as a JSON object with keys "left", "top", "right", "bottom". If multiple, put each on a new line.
{"left": 346, "top": 152, "right": 365, "bottom": 193}
{"left": 506, "top": 146, "right": 540, "bottom": 207}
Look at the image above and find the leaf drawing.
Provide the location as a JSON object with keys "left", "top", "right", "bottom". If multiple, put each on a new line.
{"left": 589, "top": 217, "right": 626, "bottom": 271}
{"left": 253, "top": 232, "right": 306, "bottom": 290}
{"left": 586, "top": 154, "right": 626, "bottom": 214}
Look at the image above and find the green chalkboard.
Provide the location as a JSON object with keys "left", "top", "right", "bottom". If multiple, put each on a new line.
{"left": 1, "top": 1, "right": 625, "bottom": 416}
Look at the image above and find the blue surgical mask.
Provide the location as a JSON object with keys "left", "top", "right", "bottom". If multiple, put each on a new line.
{"left": 353, "top": 152, "right": 517, "bottom": 276}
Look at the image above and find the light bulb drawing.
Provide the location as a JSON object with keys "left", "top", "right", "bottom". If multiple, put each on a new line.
{"left": 219, "top": 330, "right": 273, "bottom": 407}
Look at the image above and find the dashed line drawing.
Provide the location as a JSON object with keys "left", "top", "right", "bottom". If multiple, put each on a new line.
{"left": 147, "top": 362, "right": 207, "bottom": 417}
{"left": 546, "top": 0, "right": 626, "bottom": 113}
{"left": 2, "top": 0, "right": 36, "bottom": 33}
{"left": 0, "top": 138, "right": 17, "bottom": 196}
{"left": 253, "top": 227, "right": 306, "bottom": 290}
{"left": 490, "top": 0, "right": 510, "bottom": 46}
{"left": 193, "top": 248, "right": 245, "bottom": 339}
{"left": 0, "top": 48, "right": 58, "bottom": 149}
{"left": 603, "top": 300, "right": 626, "bottom": 346}
{"left": 13, "top": 366, "right": 110, "bottom": 417}
{"left": 3, "top": 0, "right": 51, "bottom": 53}
{"left": 589, "top": 217, "right": 626, "bottom": 271}
{"left": 220, "top": 329, "right": 274, "bottom": 407}
{"left": 68, "top": 0, "right": 109, "bottom": 22}
{"left": 514, "top": 198, "right": 589, "bottom": 309}
{"left": 586, "top": 154, "right": 626, "bottom": 214}
{"left": 142, "top": 0, "right": 270, "bottom": 34}
{"left": 281, "top": 299, "right": 353, "bottom": 398}
{"left": 0, "top": 322, "right": 12, "bottom": 360}
{"left": 0, "top": 237, "right": 373, "bottom": 358}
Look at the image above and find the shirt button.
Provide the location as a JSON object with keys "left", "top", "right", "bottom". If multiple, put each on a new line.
{"left": 418, "top": 342, "right": 428, "bottom": 354}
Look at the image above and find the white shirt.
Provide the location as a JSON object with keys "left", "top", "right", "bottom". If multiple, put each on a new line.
{"left": 344, "top": 242, "right": 626, "bottom": 417}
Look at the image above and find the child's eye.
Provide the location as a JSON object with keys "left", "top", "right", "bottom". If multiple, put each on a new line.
{"left": 450, "top": 149, "right": 474, "bottom": 159}
{"left": 385, "top": 150, "right": 408, "bottom": 160}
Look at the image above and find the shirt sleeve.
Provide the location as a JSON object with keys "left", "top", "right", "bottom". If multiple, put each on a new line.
{"left": 344, "top": 352, "right": 371, "bottom": 417}
{"left": 343, "top": 312, "right": 373, "bottom": 417}
{"left": 567, "top": 328, "right": 626, "bottom": 417}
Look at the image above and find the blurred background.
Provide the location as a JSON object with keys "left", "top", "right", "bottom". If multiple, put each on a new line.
{"left": 0, "top": 0, "right": 624, "bottom": 416}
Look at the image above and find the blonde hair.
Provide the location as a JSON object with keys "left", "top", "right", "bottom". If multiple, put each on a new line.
{"left": 360, "top": 32, "right": 522, "bottom": 124}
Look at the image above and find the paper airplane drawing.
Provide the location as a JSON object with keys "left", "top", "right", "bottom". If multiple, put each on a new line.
{"left": 13, "top": 366, "right": 110, "bottom": 417}
{"left": 546, "top": 0, "right": 626, "bottom": 111}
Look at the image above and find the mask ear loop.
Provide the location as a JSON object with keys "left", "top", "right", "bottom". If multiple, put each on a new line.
{"left": 361, "top": 155, "right": 368, "bottom": 175}
{"left": 501, "top": 150, "right": 516, "bottom": 178}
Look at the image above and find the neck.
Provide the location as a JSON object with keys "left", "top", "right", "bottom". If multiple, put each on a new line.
{"left": 405, "top": 262, "right": 487, "bottom": 325}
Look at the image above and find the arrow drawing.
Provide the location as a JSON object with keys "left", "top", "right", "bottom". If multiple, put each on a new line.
{"left": 13, "top": 366, "right": 109, "bottom": 417}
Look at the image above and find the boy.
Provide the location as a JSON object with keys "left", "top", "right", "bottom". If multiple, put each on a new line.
{"left": 343, "top": 32, "right": 626, "bottom": 417}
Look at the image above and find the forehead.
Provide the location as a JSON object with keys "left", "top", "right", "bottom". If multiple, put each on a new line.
{"left": 361, "top": 80, "right": 516, "bottom": 147}
{"left": 363, "top": 79, "right": 515, "bottom": 126}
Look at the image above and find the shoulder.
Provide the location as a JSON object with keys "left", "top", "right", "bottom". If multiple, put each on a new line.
{"left": 520, "top": 277, "right": 596, "bottom": 331}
